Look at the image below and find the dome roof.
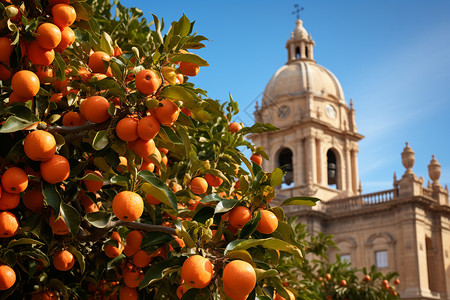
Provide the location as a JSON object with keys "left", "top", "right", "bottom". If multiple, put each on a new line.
{"left": 262, "top": 60, "right": 345, "bottom": 106}
{"left": 291, "top": 19, "right": 309, "bottom": 41}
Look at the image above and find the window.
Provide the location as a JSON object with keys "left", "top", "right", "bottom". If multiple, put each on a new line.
{"left": 375, "top": 250, "right": 388, "bottom": 268}
{"left": 278, "top": 148, "right": 294, "bottom": 188}
{"left": 340, "top": 254, "right": 351, "bottom": 263}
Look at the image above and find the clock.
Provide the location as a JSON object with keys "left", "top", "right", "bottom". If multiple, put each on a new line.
{"left": 326, "top": 104, "right": 336, "bottom": 119}
{"left": 277, "top": 105, "right": 290, "bottom": 119}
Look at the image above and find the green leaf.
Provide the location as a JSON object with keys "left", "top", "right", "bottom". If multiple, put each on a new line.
{"left": 53, "top": 52, "right": 66, "bottom": 82}
{"left": 255, "top": 268, "right": 279, "bottom": 282}
{"left": 159, "top": 125, "right": 183, "bottom": 144}
{"left": 239, "top": 123, "right": 279, "bottom": 135}
{"left": 214, "top": 198, "right": 238, "bottom": 214}
{"left": 270, "top": 168, "right": 284, "bottom": 187}
{"left": 85, "top": 211, "right": 113, "bottom": 228}
{"left": 280, "top": 196, "right": 320, "bottom": 207}
{"left": 140, "top": 231, "right": 174, "bottom": 249}
{"left": 200, "top": 194, "right": 224, "bottom": 203}
{"left": 138, "top": 170, "right": 177, "bottom": 213}
{"left": 226, "top": 250, "right": 255, "bottom": 266}
{"left": 60, "top": 201, "right": 80, "bottom": 235}
{"left": 0, "top": 116, "right": 35, "bottom": 133}
{"left": 170, "top": 53, "right": 209, "bottom": 66}
{"left": 139, "top": 258, "right": 183, "bottom": 288}
{"left": 7, "top": 238, "right": 45, "bottom": 248}
{"left": 100, "top": 32, "right": 114, "bottom": 56}
{"left": 224, "top": 238, "right": 302, "bottom": 260}
{"left": 68, "top": 245, "right": 86, "bottom": 274}
{"left": 92, "top": 130, "right": 109, "bottom": 150}
{"left": 239, "top": 211, "right": 260, "bottom": 239}
{"left": 159, "top": 85, "right": 199, "bottom": 109}
{"left": 193, "top": 206, "right": 214, "bottom": 224}
{"left": 42, "top": 181, "right": 61, "bottom": 215}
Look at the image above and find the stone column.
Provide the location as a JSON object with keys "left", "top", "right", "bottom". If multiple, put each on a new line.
{"left": 305, "top": 136, "right": 316, "bottom": 186}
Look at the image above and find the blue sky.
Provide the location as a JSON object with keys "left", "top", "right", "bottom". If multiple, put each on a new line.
{"left": 120, "top": 0, "right": 450, "bottom": 193}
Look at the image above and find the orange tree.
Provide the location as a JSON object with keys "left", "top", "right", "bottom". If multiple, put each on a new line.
{"left": 0, "top": 0, "right": 319, "bottom": 299}
{"left": 276, "top": 221, "right": 401, "bottom": 300}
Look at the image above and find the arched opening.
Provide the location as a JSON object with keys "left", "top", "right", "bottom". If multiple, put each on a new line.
{"left": 327, "top": 149, "right": 337, "bottom": 188}
{"left": 305, "top": 46, "right": 309, "bottom": 58}
{"left": 295, "top": 47, "right": 300, "bottom": 59}
{"left": 278, "top": 148, "right": 294, "bottom": 188}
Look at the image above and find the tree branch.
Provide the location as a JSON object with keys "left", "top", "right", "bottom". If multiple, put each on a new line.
{"left": 117, "top": 221, "right": 177, "bottom": 235}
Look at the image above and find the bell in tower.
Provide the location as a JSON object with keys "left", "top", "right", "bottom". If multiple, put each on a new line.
{"left": 278, "top": 148, "right": 294, "bottom": 186}
{"left": 327, "top": 150, "right": 337, "bottom": 187}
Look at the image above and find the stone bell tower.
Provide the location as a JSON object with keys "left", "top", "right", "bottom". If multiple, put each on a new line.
{"left": 250, "top": 18, "right": 363, "bottom": 201}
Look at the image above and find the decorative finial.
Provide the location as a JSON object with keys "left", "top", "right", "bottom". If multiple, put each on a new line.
{"left": 358, "top": 181, "right": 362, "bottom": 194}
{"left": 255, "top": 100, "right": 259, "bottom": 110}
{"left": 292, "top": 4, "right": 304, "bottom": 20}
{"left": 393, "top": 172, "right": 397, "bottom": 181}
{"left": 401, "top": 142, "right": 415, "bottom": 174}
{"left": 428, "top": 154, "right": 441, "bottom": 185}
{"left": 350, "top": 98, "right": 354, "bottom": 109}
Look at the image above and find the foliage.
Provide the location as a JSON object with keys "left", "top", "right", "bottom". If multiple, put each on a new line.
{"left": 277, "top": 221, "right": 401, "bottom": 300}
{"left": 0, "top": 0, "right": 323, "bottom": 299}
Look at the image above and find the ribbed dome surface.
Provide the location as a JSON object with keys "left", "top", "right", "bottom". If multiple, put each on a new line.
{"left": 262, "top": 60, "right": 345, "bottom": 106}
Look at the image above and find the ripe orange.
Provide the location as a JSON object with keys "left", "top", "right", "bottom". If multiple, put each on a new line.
{"left": 0, "top": 37, "right": 14, "bottom": 64}
{"left": 112, "top": 191, "right": 144, "bottom": 222}
{"left": 11, "top": 70, "right": 40, "bottom": 98}
{"left": 205, "top": 173, "right": 223, "bottom": 187}
{"left": 119, "top": 286, "right": 138, "bottom": 300}
{"left": 0, "top": 191, "right": 20, "bottom": 210}
{"left": 88, "top": 51, "right": 111, "bottom": 73}
{"left": 116, "top": 117, "right": 139, "bottom": 142}
{"left": 53, "top": 250, "right": 75, "bottom": 271}
{"left": 27, "top": 42, "right": 55, "bottom": 65}
{"left": 180, "top": 255, "right": 213, "bottom": 289}
{"left": 155, "top": 99, "right": 180, "bottom": 126}
{"left": 250, "top": 154, "right": 262, "bottom": 166}
{"left": 126, "top": 230, "right": 144, "bottom": 249}
{"left": 36, "top": 66, "right": 54, "bottom": 83}
{"left": 83, "top": 170, "right": 103, "bottom": 192}
{"left": 24, "top": 130, "right": 56, "bottom": 161}
{"left": 122, "top": 267, "right": 144, "bottom": 288}
{"left": 0, "top": 65, "right": 11, "bottom": 81}
{"left": 105, "top": 231, "right": 124, "bottom": 258}
{"left": 146, "top": 194, "right": 161, "bottom": 205}
{"left": 123, "top": 244, "right": 138, "bottom": 257}
{"left": 274, "top": 290, "right": 295, "bottom": 300}
{"left": 137, "top": 115, "right": 160, "bottom": 141}
{"left": 0, "top": 212, "right": 19, "bottom": 238}
{"left": 130, "top": 138, "right": 155, "bottom": 158}
{"left": 222, "top": 260, "right": 256, "bottom": 299}
{"left": 228, "top": 122, "right": 242, "bottom": 133}
{"left": 229, "top": 206, "right": 252, "bottom": 229}
{"left": 79, "top": 194, "right": 100, "bottom": 213}
{"left": 1, "top": 167, "right": 28, "bottom": 193}
{"left": 256, "top": 210, "right": 278, "bottom": 234}
{"left": 176, "top": 284, "right": 189, "bottom": 299}
{"left": 176, "top": 73, "right": 184, "bottom": 84}
{"left": 49, "top": 214, "right": 70, "bottom": 235}
{"left": 40, "top": 154, "right": 70, "bottom": 184}
{"left": 81, "top": 96, "right": 110, "bottom": 123}
{"left": 133, "top": 249, "right": 152, "bottom": 268}
{"left": 135, "top": 69, "right": 161, "bottom": 95}
{"left": 62, "top": 111, "right": 84, "bottom": 126}
{"left": 55, "top": 26, "right": 75, "bottom": 53}
{"left": 22, "top": 189, "right": 45, "bottom": 213}
{"left": 8, "top": 92, "right": 32, "bottom": 104}
{"left": 49, "top": 92, "right": 63, "bottom": 102}
{"left": 139, "top": 160, "right": 155, "bottom": 172}
{"left": 394, "top": 278, "right": 400, "bottom": 285}
{"left": 190, "top": 177, "right": 208, "bottom": 195}
{"left": 31, "top": 290, "right": 58, "bottom": 300}
{"left": 117, "top": 156, "right": 128, "bottom": 172}
{"left": 51, "top": 4, "right": 76, "bottom": 28}
{"left": 36, "top": 23, "right": 62, "bottom": 50}
{"left": 179, "top": 61, "right": 200, "bottom": 76}
{"left": 0, "top": 265, "right": 16, "bottom": 290}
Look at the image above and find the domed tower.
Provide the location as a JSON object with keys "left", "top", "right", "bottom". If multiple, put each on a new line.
{"left": 251, "top": 18, "right": 363, "bottom": 201}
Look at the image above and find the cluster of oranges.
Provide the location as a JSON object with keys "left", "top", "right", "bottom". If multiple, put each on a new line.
{"left": 0, "top": 0, "right": 299, "bottom": 298}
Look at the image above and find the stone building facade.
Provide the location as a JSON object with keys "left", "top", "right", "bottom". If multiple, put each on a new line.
{"left": 250, "top": 18, "right": 450, "bottom": 300}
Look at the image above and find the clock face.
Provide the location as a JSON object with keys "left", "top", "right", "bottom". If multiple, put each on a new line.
{"left": 277, "top": 105, "right": 290, "bottom": 119}
{"left": 326, "top": 104, "right": 336, "bottom": 119}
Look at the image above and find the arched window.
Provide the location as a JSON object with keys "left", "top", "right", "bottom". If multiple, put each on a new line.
{"left": 295, "top": 47, "right": 300, "bottom": 59}
{"left": 278, "top": 148, "right": 293, "bottom": 187}
{"left": 327, "top": 149, "right": 337, "bottom": 188}
{"left": 305, "top": 46, "right": 309, "bottom": 58}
